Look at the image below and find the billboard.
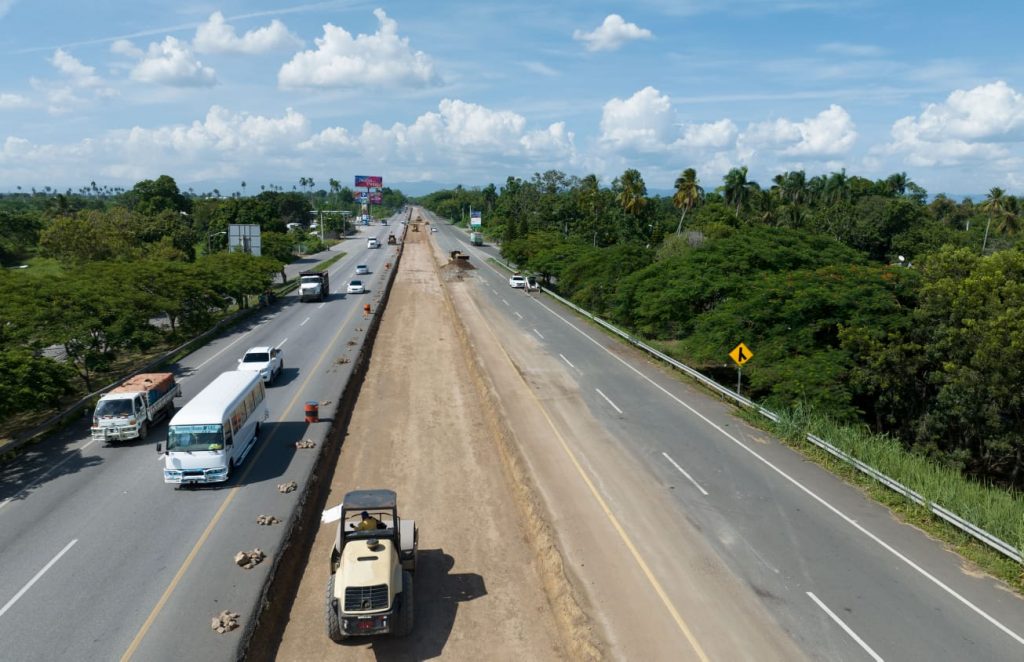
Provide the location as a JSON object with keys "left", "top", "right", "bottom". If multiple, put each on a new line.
{"left": 369, "top": 192, "right": 383, "bottom": 204}
{"left": 353, "top": 192, "right": 368, "bottom": 202}
{"left": 354, "top": 175, "right": 382, "bottom": 188}
{"left": 228, "top": 224, "right": 261, "bottom": 256}
{"left": 470, "top": 210, "right": 482, "bottom": 228}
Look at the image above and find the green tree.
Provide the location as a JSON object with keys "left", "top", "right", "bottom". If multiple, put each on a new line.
{"left": 672, "top": 168, "right": 704, "bottom": 235}
{"left": 721, "top": 166, "right": 758, "bottom": 214}
{"left": 980, "top": 187, "right": 1008, "bottom": 253}
{"left": 126, "top": 175, "right": 191, "bottom": 216}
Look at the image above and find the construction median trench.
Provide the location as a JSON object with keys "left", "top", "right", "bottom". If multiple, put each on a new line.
{"left": 256, "top": 224, "right": 595, "bottom": 660}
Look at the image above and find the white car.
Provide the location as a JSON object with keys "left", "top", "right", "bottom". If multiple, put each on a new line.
{"left": 367, "top": 237, "right": 380, "bottom": 248}
{"left": 347, "top": 279, "right": 365, "bottom": 294}
{"left": 509, "top": 274, "right": 527, "bottom": 288}
{"left": 430, "top": 227, "right": 438, "bottom": 233}
{"left": 355, "top": 264, "right": 370, "bottom": 275}
{"left": 237, "top": 346, "right": 283, "bottom": 384}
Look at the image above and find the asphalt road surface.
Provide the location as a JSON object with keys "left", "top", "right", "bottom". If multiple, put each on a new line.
{"left": 0, "top": 220, "right": 401, "bottom": 662}
{"left": 425, "top": 208, "right": 1024, "bottom": 661}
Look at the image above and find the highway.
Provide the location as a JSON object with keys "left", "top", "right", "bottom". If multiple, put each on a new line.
{"left": 426, "top": 210, "right": 1024, "bottom": 661}
{"left": 0, "top": 219, "right": 402, "bottom": 661}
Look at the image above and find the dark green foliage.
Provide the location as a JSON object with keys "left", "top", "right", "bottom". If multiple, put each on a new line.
{"left": 0, "top": 209, "right": 42, "bottom": 266}
{"left": 0, "top": 349, "right": 76, "bottom": 418}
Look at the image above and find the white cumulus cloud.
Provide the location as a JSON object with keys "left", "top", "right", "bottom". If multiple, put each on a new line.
{"left": 679, "top": 119, "right": 737, "bottom": 148}
{"left": 573, "top": 14, "right": 652, "bottom": 52}
{"left": 51, "top": 49, "right": 103, "bottom": 87}
{"left": 599, "top": 86, "right": 673, "bottom": 151}
{"left": 116, "top": 106, "right": 308, "bottom": 154}
{"left": 737, "top": 104, "right": 856, "bottom": 161}
{"left": 124, "top": 36, "right": 216, "bottom": 87}
{"left": 278, "top": 8, "right": 437, "bottom": 89}
{"left": 883, "top": 81, "right": 1024, "bottom": 167}
{"left": 301, "top": 98, "right": 575, "bottom": 176}
{"left": 193, "top": 11, "right": 302, "bottom": 54}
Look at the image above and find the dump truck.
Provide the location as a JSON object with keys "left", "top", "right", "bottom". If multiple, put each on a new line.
{"left": 387, "top": 234, "right": 397, "bottom": 245}
{"left": 326, "top": 489, "right": 417, "bottom": 641}
{"left": 299, "top": 270, "right": 329, "bottom": 302}
{"left": 469, "top": 231, "right": 483, "bottom": 246}
{"left": 91, "top": 372, "right": 180, "bottom": 443}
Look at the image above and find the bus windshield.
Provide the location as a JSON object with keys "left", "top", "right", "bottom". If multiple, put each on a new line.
{"left": 167, "top": 424, "right": 224, "bottom": 452}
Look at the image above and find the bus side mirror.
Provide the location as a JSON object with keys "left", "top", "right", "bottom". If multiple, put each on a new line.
{"left": 156, "top": 442, "right": 162, "bottom": 453}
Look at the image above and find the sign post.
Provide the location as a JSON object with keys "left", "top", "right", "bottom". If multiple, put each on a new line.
{"left": 728, "top": 342, "right": 753, "bottom": 396}
{"left": 354, "top": 175, "right": 383, "bottom": 223}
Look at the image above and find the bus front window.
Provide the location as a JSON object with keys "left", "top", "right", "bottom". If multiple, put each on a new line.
{"left": 167, "top": 424, "right": 224, "bottom": 451}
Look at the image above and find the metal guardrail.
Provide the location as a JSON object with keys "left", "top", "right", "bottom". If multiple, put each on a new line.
{"left": 491, "top": 261, "right": 1023, "bottom": 565}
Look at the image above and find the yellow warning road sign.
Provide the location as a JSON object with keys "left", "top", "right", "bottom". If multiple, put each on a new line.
{"left": 729, "top": 342, "right": 753, "bottom": 367}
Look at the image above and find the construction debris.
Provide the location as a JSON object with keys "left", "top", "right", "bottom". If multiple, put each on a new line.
{"left": 336, "top": 356, "right": 351, "bottom": 364}
{"left": 234, "top": 548, "right": 266, "bottom": 569}
{"left": 212, "top": 610, "right": 240, "bottom": 633}
{"left": 278, "top": 481, "right": 297, "bottom": 493}
{"left": 256, "top": 515, "right": 280, "bottom": 526}
{"left": 295, "top": 439, "right": 316, "bottom": 449}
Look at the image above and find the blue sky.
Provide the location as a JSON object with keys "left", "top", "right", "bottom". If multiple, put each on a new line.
{"left": 2, "top": 1, "right": 1023, "bottom": 197}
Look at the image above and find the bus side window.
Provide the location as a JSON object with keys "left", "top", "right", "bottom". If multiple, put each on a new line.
{"left": 224, "top": 420, "right": 233, "bottom": 445}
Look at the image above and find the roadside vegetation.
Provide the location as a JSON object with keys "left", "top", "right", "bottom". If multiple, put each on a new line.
{"left": 419, "top": 168, "right": 1024, "bottom": 570}
{"left": 0, "top": 175, "right": 406, "bottom": 442}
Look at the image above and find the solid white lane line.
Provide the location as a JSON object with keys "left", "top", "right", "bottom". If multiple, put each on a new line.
{"left": 317, "top": 302, "right": 326, "bottom": 309}
{"left": 0, "top": 440, "right": 98, "bottom": 512}
{"left": 662, "top": 452, "right": 709, "bottom": 496}
{"left": 491, "top": 289, "right": 498, "bottom": 295}
{"left": 502, "top": 299, "right": 510, "bottom": 306}
{"left": 194, "top": 329, "right": 252, "bottom": 371}
{"left": 532, "top": 297, "right": 1024, "bottom": 648}
{"left": 807, "top": 592, "right": 884, "bottom": 662}
{"left": 300, "top": 317, "right": 311, "bottom": 326}
{"left": 533, "top": 329, "right": 544, "bottom": 340}
{"left": 514, "top": 311, "right": 524, "bottom": 320}
{"left": 559, "top": 353, "right": 575, "bottom": 369}
{"left": 595, "top": 388, "right": 623, "bottom": 414}
{"left": 277, "top": 337, "right": 289, "bottom": 347}
{"left": 0, "top": 539, "right": 77, "bottom": 619}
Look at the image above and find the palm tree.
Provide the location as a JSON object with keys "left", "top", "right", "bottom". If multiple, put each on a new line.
{"left": 616, "top": 169, "right": 647, "bottom": 217}
{"left": 981, "top": 187, "right": 1008, "bottom": 253}
{"left": 824, "top": 168, "right": 851, "bottom": 205}
{"left": 782, "top": 170, "right": 808, "bottom": 205}
{"left": 672, "top": 168, "right": 703, "bottom": 235}
{"left": 884, "top": 172, "right": 910, "bottom": 197}
{"left": 721, "top": 166, "right": 757, "bottom": 214}
{"left": 241, "top": 181, "right": 246, "bottom": 197}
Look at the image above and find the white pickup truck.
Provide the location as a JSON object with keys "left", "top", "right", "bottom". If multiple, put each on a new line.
{"left": 91, "top": 372, "right": 180, "bottom": 443}
{"left": 237, "top": 346, "right": 284, "bottom": 384}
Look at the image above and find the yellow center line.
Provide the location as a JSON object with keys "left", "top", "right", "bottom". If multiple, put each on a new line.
{"left": 473, "top": 295, "right": 712, "bottom": 662}
{"left": 121, "top": 300, "right": 367, "bottom": 661}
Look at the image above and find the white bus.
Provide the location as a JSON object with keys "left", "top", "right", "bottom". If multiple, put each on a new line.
{"left": 158, "top": 371, "right": 269, "bottom": 484}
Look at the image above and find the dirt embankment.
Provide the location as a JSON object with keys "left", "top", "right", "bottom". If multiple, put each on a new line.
{"left": 272, "top": 225, "right": 592, "bottom": 660}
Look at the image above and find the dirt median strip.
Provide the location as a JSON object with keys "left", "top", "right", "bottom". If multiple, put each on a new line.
{"left": 268, "top": 223, "right": 580, "bottom": 660}
{"left": 430, "top": 242, "right": 604, "bottom": 661}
